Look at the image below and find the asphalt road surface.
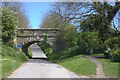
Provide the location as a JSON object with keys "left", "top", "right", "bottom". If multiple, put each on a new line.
{"left": 8, "top": 43, "right": 87, "bottom": 78}
{"left": 30, "top": 43, "right": 47, "bottom": 59}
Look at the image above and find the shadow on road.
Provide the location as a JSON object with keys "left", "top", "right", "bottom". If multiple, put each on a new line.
{"left": 27, "top": 59, "right": 52, "bottom": 64}
{"left": 30, "top": 57, "right": 47, "bottom": 60}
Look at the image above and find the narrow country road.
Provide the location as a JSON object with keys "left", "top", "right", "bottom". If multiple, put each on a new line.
{"left": 8, "top": 43, "right": 85, "bottom": 78}
{"left": 30, "top": 43, "right": 47, "bottom": 59}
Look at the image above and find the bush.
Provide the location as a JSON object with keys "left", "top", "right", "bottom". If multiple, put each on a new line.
{"left": 48, "top": 45, "right": 80, "bottom": 61}
{"left": 59, "top": 45, "right": 80, "bottom": 59}
{"left": 110, "top": 48, "right": 120, "bottom": 62}
{"left": 104, "top": 37, "right": 120, "bottom": 59}
{"left": 104, "top": 37, "right": 120, "bottom": 50}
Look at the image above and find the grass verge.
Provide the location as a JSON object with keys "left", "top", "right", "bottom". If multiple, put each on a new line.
{"left": 91, "top": 53, "right": 119, "bottom": 78}
{"left": 1, "top": 45, "right": 28, "bottom": 78}
{"left": 98, "top": 58, "right": 119, "bottom": 78}
{"left": 51, "top": 55, "right": 96, "bottom": 76}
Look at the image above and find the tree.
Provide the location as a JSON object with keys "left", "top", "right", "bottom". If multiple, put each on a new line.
{"left": 49, "top": 2, "right": 89, "bottom": 24}
{"left": 58, "top": 24, "right": 78, "bottom": 46}
{"left": 113, "top": 10, "right": 120, "bottom": 33}
{"left": 40, "top": 11, "right": 78, "bottom": 51}
{"left": 55, "top": 24, "right": 78, "bottom": 51}
{"left": 2, "top": 7, "right": 18, "bottom": 44}
{"left": 2, "top": 2, "right": 30, "bottom": 28}
{"left": 40, "top": 12, "right": 64, "bottom": 28}
{"left": 50, "top": 2, "right": 120, "bottom": 42}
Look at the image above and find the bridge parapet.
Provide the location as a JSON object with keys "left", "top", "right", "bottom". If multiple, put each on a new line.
{"left": 17, "top": 28, "right": 60, "bottom": 37}
{"left": 16, "top": 28, "right": 60, "bottom": 46}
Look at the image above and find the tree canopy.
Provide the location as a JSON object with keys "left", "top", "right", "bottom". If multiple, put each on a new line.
{"left": 2, "top": 7, "right": 18, "bottom": 44}
{"left": 2, "top": 2, "right": 30, "bottom": 28}
{"left": 48, "top": 2, "right": 120, "bottom": 42}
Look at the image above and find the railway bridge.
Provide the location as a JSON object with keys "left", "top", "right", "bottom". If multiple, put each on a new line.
{"left": 16, "top": 28, "right": 60, "bottom": 58}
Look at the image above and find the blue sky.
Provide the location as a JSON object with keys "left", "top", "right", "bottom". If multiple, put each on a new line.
{"left": 24, "top": 2, "right": 51, "bottom": 29}
{"left": 24, "top": 2, "right": 119, "bottom": 30}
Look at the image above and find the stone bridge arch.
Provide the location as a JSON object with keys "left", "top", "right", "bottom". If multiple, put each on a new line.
{"left": 16, "top": 28, "right": 60, "bottom": 58}
{"left": 22, "top": 40, "right": 55, "bottom": 58}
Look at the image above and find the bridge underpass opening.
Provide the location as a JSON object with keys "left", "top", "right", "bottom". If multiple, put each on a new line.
{"left": 30, "top": 43, "right": 47, "bottom": 59}
{"left": 22, "top": 41, "right": 53, "bottom": 59}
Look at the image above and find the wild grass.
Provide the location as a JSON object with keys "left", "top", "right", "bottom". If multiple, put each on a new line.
{"left": 54, "top": 55, "right": 96, "bottom": 76}
{"left": 91, "top": 53, "right": 119, "bottom": 78}
{"left": 98, "top": 58, "right": 119, "bottom": 78}
{"left": 2, "top": 45, "right": 28, "bottom": 78}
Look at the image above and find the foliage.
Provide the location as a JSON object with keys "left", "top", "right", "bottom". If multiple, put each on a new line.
{"left": 48, "top": 45, "right": 80, "bottom": 60}
{"left": 2, "top": 44, "right": 28, "bottom": 78}
{"left": 80, "top": 15, "right": 98, "bottom": 32}
{"left": 40, "top": 11, "right": 79, "bottom": 51}
{"left": 2, "top": 7, "right": 18, "bottom": 44}
{"left": 110, "top": 48, "right": 120, "bottom": 62}
{"left": 79, "top": 32, "right": 99, "bottom": 48}
{"left": 40, "top": 12, "right": 63, "bottom": 28}
{"left": 45, "top": 2, "right": 120, "bottom": 59}
{"left": 78, "top": 32, "right": 104, "bottom": 54}
{"left": 58, "top": 24, "right": 78, "bottom": 46}
{"left": 2, "top": 45, "right": 28, "bottom": 61}
{"left": 2, "top": 2, "right": 30, "bottom": 28}
{"left": 28, "top": 48, "right": 33, "bottom": 58}
{"left": 104, "top": 37, "right": 120, "bottom": 50}
{"left": 77, "top": 35, "right": 87, "bottom": 54}
{"left": 50, "top": 2, "right": 120, "bottom": 42}
{"left": 80, "top": 13, "right": 118, "bottom": 43}
{"left": 88, "top": 2, "right": 120, "bottom": 42}
{"left": 104, "top": 37, "right": 120, "bottom": 60}
{"left": 37, "top": 42, "right": 53, "bottom": 56}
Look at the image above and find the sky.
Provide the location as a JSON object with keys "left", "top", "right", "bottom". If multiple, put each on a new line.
{"left": 24, "top": 2, "right": 51, "bottom": 29}
{"left": 24, "top": 2, "right": 120, "bottom": 30}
